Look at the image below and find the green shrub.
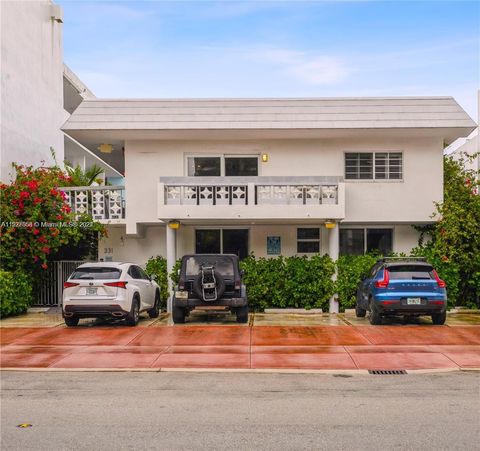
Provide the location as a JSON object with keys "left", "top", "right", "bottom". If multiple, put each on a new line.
{"left": 240, "top": 254, "right": 335, "bottom": 311}
{"left": 0, "top": 270, "right": 33, "bottom": 317}
{"left": 336, "top": 254, "right": 379, "bottom": 311}
{"left": 169, "top": 259, "right": 182, "bottom": 285}
{"left": 145, "top": 256, "right": 169, "bottom": 307}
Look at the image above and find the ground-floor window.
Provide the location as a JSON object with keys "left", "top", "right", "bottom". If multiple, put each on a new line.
{"left": 340, "top": 228, "right": 393, "bottom": 255}
{"left": 195, "top": 228, "right": 249, "bottom": 259}
{"left": 297, "top": 228, "right": 320, "bottom": 254}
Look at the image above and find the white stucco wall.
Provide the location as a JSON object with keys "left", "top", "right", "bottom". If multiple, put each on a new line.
{"left": 0, "top": 0, "right": 65, "bottom": 182}
{"left": 99, "top": 223, "right": 421, "bottom": 265}
{"left": 124, "top": 134, "right": 443, "bottom": 232}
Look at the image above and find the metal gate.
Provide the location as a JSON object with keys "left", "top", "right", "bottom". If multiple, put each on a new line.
{"left": 35, "top": 261, "right": 87, "bottom": 306}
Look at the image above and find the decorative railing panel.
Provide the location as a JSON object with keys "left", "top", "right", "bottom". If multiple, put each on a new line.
{"left": 60, "top": 186, "right": 125, "bottom": 220}
{"left": 165, "top": 184, "right": 248, "bottom": 206}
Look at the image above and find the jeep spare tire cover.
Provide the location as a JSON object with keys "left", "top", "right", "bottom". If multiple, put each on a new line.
{"left": 193, "top": 270, "right": 226, "bottom": 301}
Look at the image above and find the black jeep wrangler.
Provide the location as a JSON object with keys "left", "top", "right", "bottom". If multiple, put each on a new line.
{"left": 172, "top": 254, "right": 248, "bottom": 324}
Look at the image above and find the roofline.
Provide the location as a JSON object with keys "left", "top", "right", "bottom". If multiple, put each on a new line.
{"left": 77, "top": 96, "right": 458, "bottom": 102}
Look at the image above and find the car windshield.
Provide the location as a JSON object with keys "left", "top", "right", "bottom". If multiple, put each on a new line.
{"left": 70, "top": 267, "right": 122, "bottom": 280}
{"left": 185, "top": 256, "right": 235, "bottom": 276}
{"left": 387, "top": 265, "right": 434, "bottom": 280}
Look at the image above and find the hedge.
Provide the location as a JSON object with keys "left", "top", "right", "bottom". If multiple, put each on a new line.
{"left": 240, "top": 254, "right": 335, "bottom": 311}
{"left": 0, "top": 270, "right": 33, "bottom": 317}
{"left": 335, "top": 254, "right": 379, "bottom": 311}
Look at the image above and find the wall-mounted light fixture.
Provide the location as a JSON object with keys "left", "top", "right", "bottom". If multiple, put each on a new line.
{"left": 98, "top": 143, "right": 113, "bottom": 154}
{"left": 50, "top": 5, "right": 63, "bottom": 23}
{"left": 261, "top": 153, "right": 269, "bottom": 162}
{"left": 168, "top": 220, "right": 180, "bottom": 230}
{"left": 325, "top": 221, "right": 336, "bottom": 229}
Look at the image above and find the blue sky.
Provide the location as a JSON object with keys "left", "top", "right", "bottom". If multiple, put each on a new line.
{"left": 59, "top": 0, "right": 479, "bottom": 118}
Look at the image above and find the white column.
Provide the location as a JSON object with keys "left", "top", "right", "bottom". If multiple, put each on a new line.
{"left": 166, "top": 224, "right": 176, "bottom": 313}
{"left": 328, "top": 223, "right": 339, "bottom": 314}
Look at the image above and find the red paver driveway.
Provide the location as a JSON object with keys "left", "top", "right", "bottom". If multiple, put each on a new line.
{"left": 1, "top": 325, "right": 479, "bottom": 371}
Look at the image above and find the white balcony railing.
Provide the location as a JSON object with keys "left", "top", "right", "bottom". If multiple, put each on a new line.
{"left": 158, "top": 176, "right": 345, "bottom": 221}
{"left": 60, "top": 186, "right": 125, "bottom": 221}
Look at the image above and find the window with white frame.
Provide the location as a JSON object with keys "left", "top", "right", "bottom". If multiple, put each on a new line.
{"left": 340, "top": 228, "right": 393, "bottom": 255}
{"left": 297, "top": 228, "right": 320, "bottom": 253}
{"left": 345, "top": 152, "right": 403, "bottom": 180}
{"left": 187, "top": 155, "right": 259, "bottom": 177}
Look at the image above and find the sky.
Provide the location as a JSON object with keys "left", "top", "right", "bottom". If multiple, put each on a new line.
{"left": 59, "top": 0, "right": 479, "bottom": 119}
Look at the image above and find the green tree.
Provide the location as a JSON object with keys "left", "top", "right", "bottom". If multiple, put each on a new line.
{"left": 64, "top": 162, "right": 105, "bottom": 186}
{"left": 414, "top": 153, "right": 480, "bottom": 307}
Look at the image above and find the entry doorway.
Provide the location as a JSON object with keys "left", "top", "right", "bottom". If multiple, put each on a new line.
{"left": 195, "top": 229, "right": 249, "bottom": 259}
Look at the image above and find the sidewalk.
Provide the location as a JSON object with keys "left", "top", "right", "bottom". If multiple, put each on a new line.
{"left": 1, "top": 312, "right": 479, "bottom": 371}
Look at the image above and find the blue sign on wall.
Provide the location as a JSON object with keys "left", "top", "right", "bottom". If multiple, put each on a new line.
{"left": 267, "top": 236, "right": 281, "bottom": 255}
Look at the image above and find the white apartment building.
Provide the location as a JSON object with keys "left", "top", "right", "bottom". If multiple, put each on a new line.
{"left": 0, "top": 0, "right": 121, "bottom": 182}
{"left": 61, "top": 97, "right": 476, "bottom": 275}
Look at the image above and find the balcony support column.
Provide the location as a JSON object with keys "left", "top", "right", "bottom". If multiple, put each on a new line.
{"left": 166, "top": 223, "right": 177, "bottom": 314}
{"left": 327, "top": 222, "right": 340, "bottom": 314}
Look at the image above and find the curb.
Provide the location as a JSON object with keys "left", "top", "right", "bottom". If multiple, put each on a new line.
{"left": 1, "top": 367, "right": 478, "bottom": 374}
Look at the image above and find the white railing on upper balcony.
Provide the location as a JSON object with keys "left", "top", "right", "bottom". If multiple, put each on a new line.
{"left": 161, "top": 176, "right": 341, "bottom": 206}
{"left": 60, "top": 186, "right": 125, "bottom": 220}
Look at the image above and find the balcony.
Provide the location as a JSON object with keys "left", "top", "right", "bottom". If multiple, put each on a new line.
{"left": 60, "top": 186, "right": 126, "bottom": 223}
{"left": 158, "top": 176, "right": 345, "bottom": 222}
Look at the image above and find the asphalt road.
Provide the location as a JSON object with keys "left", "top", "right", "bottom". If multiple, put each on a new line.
{"left": 1, "top": 371, "right": 479, "bottom": 450}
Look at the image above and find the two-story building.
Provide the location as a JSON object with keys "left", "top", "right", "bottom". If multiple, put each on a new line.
{"left": 61, "top": 97, "right": 476, "bottom": 293}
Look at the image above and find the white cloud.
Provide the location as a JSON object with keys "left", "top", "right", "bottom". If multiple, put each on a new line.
{"left": 251, "top": 48, "right": 351, "bottom": 85}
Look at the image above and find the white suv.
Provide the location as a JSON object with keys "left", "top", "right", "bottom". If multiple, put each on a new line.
{"left": 62, "top": 262, "right": 160, "bottom": 327}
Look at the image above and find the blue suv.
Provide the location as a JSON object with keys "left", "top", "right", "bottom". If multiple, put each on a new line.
{"left": 355, "top": 258, "right": 447, "bottom": 325}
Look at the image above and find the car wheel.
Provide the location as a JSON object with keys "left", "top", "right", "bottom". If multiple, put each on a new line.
{"left": 235, "top": 305, "right": 249, "bottom": 323}
{"left": 172, "top": 304, "right": 186, "bottom": 324}
{"left": 148, "top": 291, "right": 160, "bottom": 319}
{"left": 369, "top": 299, "right": 382, "bottom": 325}
{"left": 64, "top": 316, "right": 79, "bottom": 327}
{"left": 431, "top": 311, "right": 446, "bottom": 325}
{"left": 355, "top": 304, "right": 367, "bottom": 318}
{"left": 125, "top": 297, "right": 140, "bottom": 326}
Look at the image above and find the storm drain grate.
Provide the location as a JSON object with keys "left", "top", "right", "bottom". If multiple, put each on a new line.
{"left": 368, "top": 369, "right": 407, "bottom": 375}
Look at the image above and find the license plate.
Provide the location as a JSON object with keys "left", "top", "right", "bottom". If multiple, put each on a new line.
{"left": 175, "top": 291, "right": 188, "bottom": 300}
{"left": 407, "top": 298, "right": 421, "bottom": 305}
{"left": 86, "top": 287, "right": 97, "bottom": 296}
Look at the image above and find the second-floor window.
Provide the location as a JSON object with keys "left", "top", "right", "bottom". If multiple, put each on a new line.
{"left": 345, "top": 152, "right": 403, "bottom": 180}
{"left": 187, "top": 155, "right": 259, "bottom": 176}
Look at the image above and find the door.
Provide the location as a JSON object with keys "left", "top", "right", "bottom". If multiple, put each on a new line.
{"left": 195, "top": 229, "right": 249, "bottom": 259}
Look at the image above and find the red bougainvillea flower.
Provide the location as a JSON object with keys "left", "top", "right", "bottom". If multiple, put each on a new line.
{"left": 41, "top": 246, "right": 50, "bottom": 254}
{"left": 33, "top": 256, "right": 39, "bottom": 262}
{"left": 38, "top": 235, "right": 47, "bottom": 243}
{"left": 26, "top": 180, "right": 39, "bottom": 191}
{"left": 50, "top": 188, "right": 59, "bottom": 196}
{"left": 41, "top": 263, "right": 48, "bottom": 270}
{"left": 33, "top": 197, "right": 42, "bottom": 205}
{"left": 61, "top": 205, "right": 71, "bottom": 213}
{"left": 19, "top": 191, "right": 30, "bottom": 199}
{"left": 56, "top": 215, "right": 64, "bottom": 220}
{"left": 32, "top": 228, "right": 40, "bottom": 235}
{"left": 51, "top": 228, "right": 60, "bottom": 236}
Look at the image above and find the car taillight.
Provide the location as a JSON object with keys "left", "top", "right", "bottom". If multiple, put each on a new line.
{"left": 433, "top": 270, "right": 446, "bottom": 288}
{"left": 104, "top": 281, "right": 128, "bottom": 289}
{"left": 63, "top": 281, "right": 79, "bottom": 289}
{"left": 375, "top": 269, "right": 390, "bottom": 288}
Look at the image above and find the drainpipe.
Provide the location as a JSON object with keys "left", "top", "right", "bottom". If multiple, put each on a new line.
{"left": 166, "top": 221, "right": 178, "bottom": 314}
{"left": 326, "top": 221, "right": 339, "bottom": 313}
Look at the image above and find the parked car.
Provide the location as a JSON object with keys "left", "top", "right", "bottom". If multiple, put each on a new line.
{"left": 355, "top": 258, "right": 447, "bottom": 325}
{"left": 62, "top": 262, "right": 160, "bottom": 327}
{"left": 172, "top": 254, "right": 248, "bottom": 324}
